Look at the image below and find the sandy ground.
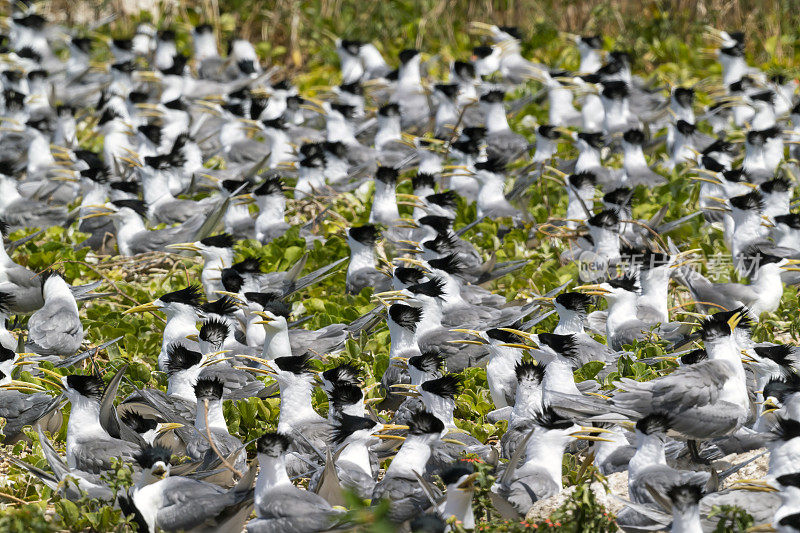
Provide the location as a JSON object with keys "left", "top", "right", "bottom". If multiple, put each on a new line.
{"left": 525, "top": 448, "right": 771, "bottom": 522}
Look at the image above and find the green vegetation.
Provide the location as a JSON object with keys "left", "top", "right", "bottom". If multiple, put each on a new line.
{"left": 0, "top": 0, "right": 790, "bottom": 530}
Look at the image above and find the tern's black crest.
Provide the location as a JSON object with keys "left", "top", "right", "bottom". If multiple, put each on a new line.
{"left": 776, "top": 472, "right": 800, "bottom": 489}
{"left": 435, "top": 83, "right": 458, "bottom": 99}
{"left": 763, "top": 373, "right": 800, "bottom": 403}
{"left": 244, "top": 292, "right": 291, "bottom": 319}
{"left": 413, "top": 173, "right": 436, "bottom": 191}
{"left": 375, "top": 166, "right": 399, "bottom": 184}
{"left": 322, "top": 363, "right": 361, "bottom": 387}
{"left": 439, "top": 463, "right": 475, "bottom": 486}
{"left": 138, "top": 124, "right": 162, "bottom": 145}
{"left": 194, "top": 377, "right": 224, "bottom": 401}
{"left": 475, "top": 157, "right": 506, "bottom": 174}
{"left": 761, "top": 177, "right": 792, "bottom": 194}
{"left": 538, "top": 333, "right": 579, "bottom": 359}
{"left": 201, "top": 295, "right": 238, "bottom": 317}
{"left": 221, "top": 179, "right": 249, "bottom": 194}
{"left": 666, "top": 483, "right": 704, "bottom": 510}
{"left": 750, "top": 90, "right": 775, "bottom": 105}
{"left": 480, "top": 89, "right": 505, "bottom": 104}
{"left": 639, "top": 252, "right": 673, "bottom": 271}
{"left": 778, "top": 513, "right": 800, "bottom": 530}
{"left": 675, "top": 120, "right": 696, "bottom": 135}
{"left": 408, "top": 410, "right": 445, "bottom": 436}
{"left": 636, "top": 413, "right": 671, "bottom": 435}
{"left": 332, "top": 414, "right": 378, "bottom": 445}
{"left": 339, "top": 81, "right": 363, "bottom": 95}
{"left": 555, "top": 292, "right": 592, "bottom": 314}
{"left": 254, "top": 177, "right": 284, "bottom": 196}
{"left": 330, "top": 383, "right": 363, "bottom": 408}
{"left": 700, "top": 156, "right": 725, "bottom": 174}
{"left": 426, "top": 191, "right": 459, "bottom": 210}
{"left": 453, "top": 60, "right": 476, "bottom": 79}
{"left": 515, "top": 360, "right": 544, "bottom": 383}
{"left": 409, "top": 351, "right": 446, "bottom": 373}
{"left": 577, "top": 132, "right": 605, "bottom": 149}
{"left": 603, "top": 187, "right": 633, "bottom": 208}
{"left": 378, "top": 103, "right": 401, "bottom": 118}
{"left": 275, "top": 353, "right": 314, "bottom": 375}
{"left": 66, "top": 375, "right": 104, "bottom": 400}
{"left": 775, "top": 214, "right": 800, "bottom": 229}
{"left": 399, "top": 48, "right": 420, "bottom": 64}
{"left": 428, "top": 254, "right": 464, "bottom": 275}
{"left": 533, "top": 406, "right": 574, "bottom": 430}
{"left": 702, "top": 138, "right": 736, "bottom": 156}
{"left": 330, "top": 103, "right": 356, "bottom": 119}
{"left": 134, "top": 445, "right": 172, "bottom": 469}
{"left": 232, "top": 257, "right": 263, "bottom": 274}
{"left": 699, "top": 313, "right": 741, "bottom": 342}
{"left": 711, "top": 308, "right": 753, "bottom": 331}
{"left": 165, "top": 344, "right": 203, "bottom": 376}
{"left": 607, "top": 274, "right": 639, "bottom": 293}
{"left": 407, "top": 277, "right": 446, "bottom": 299}
{"left": 394, "top": 267, "right": 426, "bottom": 286}
{"left": 111, "top": 199, "right": 147, "bottom": 218}
{"left": 159, "top": 285, "right": 203, "bottom": 307}
{"left": 199, "top": 318, "right": 229, "bottom": 347}
{"left": 221, "top": 269, "right": 244, "bottom": 293}
{"left": 601, "top": 81, "right": 629, "bottom": 100}
{"left": 423, "top": 232, "right": 458, "bottom": 254}
{"left": 770, "top": 416, "right": 800, "bottom": 441}
{"left": 389, "top": 304, "right": 423, "bottom": 330}
{"left": 671, "top": 86, "right": 695, "bottom": 107}
{"left": 421, "top": 374, "right": 462, "bottom": 399}
{"left": 121, "top": 412, "right": 158, "bottom": 434}
{"left": 0, "top": 346, "right": 14, "bottom": 362}
{"left": 754, "top": 345, "right": 796, "bottom": 369}
{"left": 587, "top": 209, "right": 620, "bottom": 229}
{"left": 472, "top": 45, "right": 493, "bottom": 59}
{"left": 622, "top": 129, "right": 646, "bottom": 145}
{"left": 418, "top": 215, "right": 453, "bottom": 234}
{"left": 486, "top": 327, "right": 524, "bottom": 344}
{"left": 680, "top": 348, "right": 708, "bottom": 365}
{"left": 256, "top": 432, "right": 291, "bottom": 456}
{"left": 39, "top": 270, "right": 63, "bottom": 290}
{"left": 581, "top": 35, "right": 602, "bottom": 49}
{"left": 349, "top": 224, "right": 381, "bottom": 246}
{"left": 199, "top": 233, "right": 235, "bottom": 249}
{"left": 538, "top": 125, "right": 562, "bottom": 140}
{"left": 463, "top": 126, "right": 487, "bottom": 141}
{"left": 110, "top": 181, "right": 140, "bottom": 194}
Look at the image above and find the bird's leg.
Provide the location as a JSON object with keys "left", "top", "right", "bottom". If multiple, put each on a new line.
{"left": 687, "top": 440, "right": 710, "bottom": 465}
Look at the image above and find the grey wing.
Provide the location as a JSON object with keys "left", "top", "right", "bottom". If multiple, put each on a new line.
{"left": 626, "top": 166, "right": 667, "bottom": 187}
{"left": 129, "top": 215, "right": 206, "bottom": 254}
{"left": 255, "top": 486, "right": 333, "bottom": 518}
{"left": 336, "top": 460, "right": 375, "bottom": 500}
{"left": 636, "top": 304, "right": 666, "bottom": 325}
{"left": 27, "top": 303, "right": 83, "bottom": 355}
{"left": 156, "top": 478, "right": 234, "bottom": 531}
{"left": 72, "top": 437, "right": 139, "bottom": 474}
{"left": 610, "top": 319, "right": 651, "bottom": 349}
{"left": 506, "top": 470, "right": 560, "bottom": 514}
{"left": 597, "top": 445, "right": 635, "bottom": 475}
{"left": 574, "top": 334, "right": 615, "bottom": 365}
{"left": 700, "top": 489, "right": 780, "bottom": 526}
{"left": 629, "top": 465, "right": 683, "bottom": 504}
{"left": 373, "top": 475, "right": 440, "bottom": 521}
{"left": 346, "top": 268, "right": 390, "bottom": 294}
{"left": 0, "top": 391, "right": 57, "bottom": 437}
{"left": 614, "top": 360, "right": 728, "bottom": 413}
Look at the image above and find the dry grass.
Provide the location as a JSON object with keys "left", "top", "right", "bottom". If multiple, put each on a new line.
{"left": 35, "top": 0, "right": 800, "bottom": 70}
